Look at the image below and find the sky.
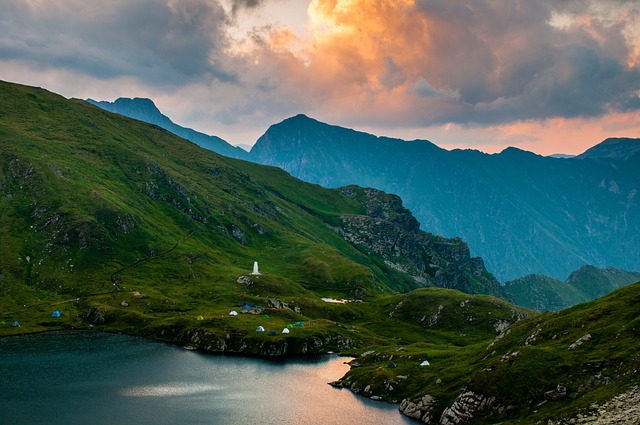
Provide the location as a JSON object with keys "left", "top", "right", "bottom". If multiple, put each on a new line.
{"left": 2, "top": 0, "right": 640, "bottom": 155}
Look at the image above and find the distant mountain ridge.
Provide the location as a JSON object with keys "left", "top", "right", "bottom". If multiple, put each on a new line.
{"left": 249, "top": 114, "right": 640, "bottom": 281}
{"left": 504, "top": 265, "right": 640, "bottom": 311}
{"left": 87, "top": 97, "right": 249, "bottom": 160}
{"left": 577, "top": 137, "right": 640, "bottom": 160}
{"left": 88, "top": 101, "right": 640, "bottom": 282}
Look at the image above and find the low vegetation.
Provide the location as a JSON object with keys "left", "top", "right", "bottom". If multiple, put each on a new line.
{"left": 1, "top": 80, "right": 638, "bottom": 424}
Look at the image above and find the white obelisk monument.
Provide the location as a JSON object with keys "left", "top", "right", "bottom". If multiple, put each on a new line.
{"left": 251, "top": 261, "right": 261, "bottom": 275}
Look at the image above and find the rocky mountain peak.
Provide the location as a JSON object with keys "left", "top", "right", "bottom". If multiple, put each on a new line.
{"left": 578, "top": 137, "right": 640, "bottom": 160}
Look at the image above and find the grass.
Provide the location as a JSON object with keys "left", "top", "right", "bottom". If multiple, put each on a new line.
{"left": 1, "top": 80, "right": 639, "bottom": 424}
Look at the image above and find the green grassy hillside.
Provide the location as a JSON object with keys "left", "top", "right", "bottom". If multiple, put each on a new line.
{"left": 0, "top": 80, "right": 504, "bottom": 341}
{"left": 338, "top": 282, "right": 640, "bottom": 424}
{"left": 1, "top": 80, "right": 638, "bottom": 424}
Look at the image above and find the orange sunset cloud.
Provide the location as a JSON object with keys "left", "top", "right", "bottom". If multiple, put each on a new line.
{"left": 237, "top": 0, "right": 640, "bottom": 153}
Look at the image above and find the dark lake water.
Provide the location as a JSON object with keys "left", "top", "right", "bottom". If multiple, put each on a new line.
{"left": 0, "top": 332, "right": 413, "bottom": 425}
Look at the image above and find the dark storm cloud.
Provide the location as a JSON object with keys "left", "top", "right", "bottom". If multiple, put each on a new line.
{"left": 1, "top": 0, "right": 638, "bottom": 139}
{"left": 230, "top": 0, "right": 268, "bottom": 15}
{"left": 0, "top": 0, "right": 236, "bottom": 85}
{"left": 406, "top": 0, "right": 640, "bottom": 125}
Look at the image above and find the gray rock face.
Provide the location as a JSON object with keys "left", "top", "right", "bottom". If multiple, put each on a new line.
{"left": 399, "top": 394, "right": 438, "bottom": 423}
{"left": 569, "top": 333, "right": 592, "bottom": 350}
{"left": 400, "top": 390, "right": 498, "bottom": 424}
{"left": 83, "top": 307, "right": 107, "bottom": 324}
{"left": 439, "top": 391, "right": 498, "bottom": 425}
{"left": 333, "top": 186, "right": 505, "bottom": 297}
{"left": 162, "top": 327, "right": 355, "bottom": 357}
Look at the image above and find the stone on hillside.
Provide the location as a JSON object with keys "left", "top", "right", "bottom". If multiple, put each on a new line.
{"left": 569, "top": 333, "right": 592, "bottom": 350}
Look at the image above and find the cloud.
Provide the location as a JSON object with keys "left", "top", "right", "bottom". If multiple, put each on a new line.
{"left": 240, "top": 0, "right": 640, "bottom": 129}
{"left": 0, "top": 0, "right": 235, "bottom": 86}
{"left": 0, "top": 0, "right": 638, "bottom": 151}
{"left": 229, "top": 0, "right": 269, "bottom": 15}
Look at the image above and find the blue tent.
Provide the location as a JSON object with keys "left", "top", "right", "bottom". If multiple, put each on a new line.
{"left": 12, "top": 321, "right": 20, "bottom": 327}
{"left": 51, "top": 310, "right": 62, "bottom": 318}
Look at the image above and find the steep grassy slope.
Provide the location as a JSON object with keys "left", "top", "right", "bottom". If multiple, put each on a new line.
{"left": 0, "top": 80, "right": 503, "bottom": 344}
{"left": 88, "top": 100, "right": 640, "bottom": 283}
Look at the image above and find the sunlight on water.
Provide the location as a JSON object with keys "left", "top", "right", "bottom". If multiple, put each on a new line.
{"left": 0, "top": 332, "right": 413, "bottom": 425}
{"left": 120, "top": 383, "right": 225, "bottom": 397}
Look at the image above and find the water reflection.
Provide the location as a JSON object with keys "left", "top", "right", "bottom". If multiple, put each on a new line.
{"left": 0, "top": 332, "right": 413, "bottom": 425}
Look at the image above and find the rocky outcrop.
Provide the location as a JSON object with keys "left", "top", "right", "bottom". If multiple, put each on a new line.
{"left": 438, "top": 391, "right": 499, "bottom": 425}
{"left": 399, "top": 390, "right": 500, "bottom": 424}
{"left": 569, "top": 333, "right": 592, "bottom": 350}
{"left": 152, "top": 325, "right": 355, "bottom": 357}
{"left": 333, "top": 186, "right": 505, "bottom": 297}
{"left": 399, "top": 394, "right": 438, "bottom": 423}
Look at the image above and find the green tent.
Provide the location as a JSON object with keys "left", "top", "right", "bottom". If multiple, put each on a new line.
{"left": 268, "top": 330, "right": 278, "bottom": 336}
{"left": 293, "top": 321, "right": 304, "bottom": 327}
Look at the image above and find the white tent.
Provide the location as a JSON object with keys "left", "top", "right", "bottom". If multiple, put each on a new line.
{"left": 282, "top": 328, "right": 290, "bottom": 334}
{"left": 256, "top": 326, "right": 265, "bottom": 332}
{"left": 229, "top": 310, "right": 238, "bottom": 316}
{"left": 420, "top": 360, "right": 431, "bottom": 366}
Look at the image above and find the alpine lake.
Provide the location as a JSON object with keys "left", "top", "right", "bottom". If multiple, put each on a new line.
{"left": 0, "top": 331, "right": 413, "bottom": 424}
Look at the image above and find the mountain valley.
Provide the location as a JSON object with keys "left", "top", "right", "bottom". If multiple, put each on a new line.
{"left": 1, "top": 81, "right": 639, "bottom": 424}
{"left": 90, "top": 98, "right": 640, "bottom": 284}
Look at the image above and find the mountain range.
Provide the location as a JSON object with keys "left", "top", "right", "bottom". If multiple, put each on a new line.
{"left": 90, "top": 98, "right": 640, "bottom": 283}
{"left": 0, "top": 79, "right": 503, "bottom": 318}
{"left": 504, "top": 265, "right": 640, "bottom": 311}
{"left": 250, "top": 115, "right": 640, "bottom": 282}
{"left": 2, "top": 80, "right": 640, "bottom": 424}
{"left": 87, "top": 97, "right": 249, "bottom": 160}
{"left": 577, "top": 137, "right": 640, "bottom": 160}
